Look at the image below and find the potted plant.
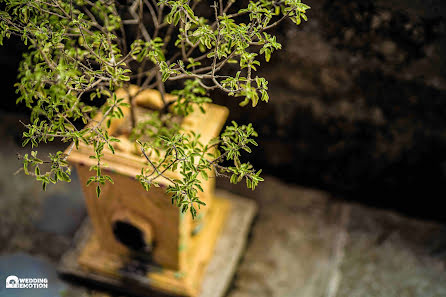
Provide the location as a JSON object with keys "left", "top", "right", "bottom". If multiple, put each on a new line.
{"left": 0, "top": 0, "right": 310, "bottom": 296}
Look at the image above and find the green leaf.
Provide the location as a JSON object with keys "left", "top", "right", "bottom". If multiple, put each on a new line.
{"left": 96, "top": 185, "right": 101, "bottom": 198}
{"left": 200, "top": 170, "right": 208, "bottom": 181}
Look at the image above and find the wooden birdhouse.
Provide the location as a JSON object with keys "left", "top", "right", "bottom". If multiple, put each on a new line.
{"left": 64, "top": 87, "right": 233, "bottom": 296}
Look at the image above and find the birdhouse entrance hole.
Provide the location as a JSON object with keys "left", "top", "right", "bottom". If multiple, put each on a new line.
{"left": 113, "top": 220, "right": 147, "bottom": 251}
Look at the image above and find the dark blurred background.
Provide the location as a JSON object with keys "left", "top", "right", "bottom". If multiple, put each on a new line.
{"left": 2, "top": 0, "right": 446, "bottom": 221}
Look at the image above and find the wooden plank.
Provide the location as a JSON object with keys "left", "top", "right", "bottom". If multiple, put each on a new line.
{"left": 199, "top": 190, "right": 257, "bottom": 297}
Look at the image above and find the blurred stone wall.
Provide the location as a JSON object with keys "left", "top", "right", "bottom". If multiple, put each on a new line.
{"left": 212, "top": 0, "right": 446, "bottom": 220}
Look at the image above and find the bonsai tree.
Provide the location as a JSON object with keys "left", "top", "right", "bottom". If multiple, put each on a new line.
{"left": 0, "top": 0, "right": 310, "bottom": 217}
